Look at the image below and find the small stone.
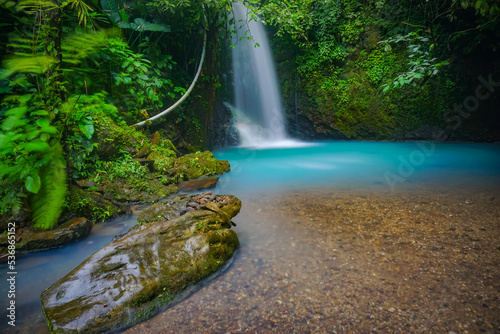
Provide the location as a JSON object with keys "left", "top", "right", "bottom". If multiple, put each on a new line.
{"left": 188, "top": 202, "right": 200, "bottom": 210}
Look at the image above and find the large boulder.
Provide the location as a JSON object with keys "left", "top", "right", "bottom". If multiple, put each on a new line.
{"left": 41, "top": 195, "right": 242, "bottom": 334}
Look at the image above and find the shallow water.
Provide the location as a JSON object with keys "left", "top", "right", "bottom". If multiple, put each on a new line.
{"left": 0, "top": 209, "right": 143, "bottom": 333}
{"left": 125, "top": 187, "right": 500, "bottom": 334}
{"left": 1, "top": 141, "right": 500, "bottom": 333}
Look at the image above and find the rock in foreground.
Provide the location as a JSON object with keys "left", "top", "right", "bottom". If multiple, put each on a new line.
{"left": 41, "top": 195, "right": 241, "bottom": 334}
{"left": 0, "top": 217, "right": 92, "bottom": 256}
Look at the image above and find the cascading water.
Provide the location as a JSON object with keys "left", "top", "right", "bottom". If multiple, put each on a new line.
{"left": 230, "top": 2, "right": 301, "bottom": 148}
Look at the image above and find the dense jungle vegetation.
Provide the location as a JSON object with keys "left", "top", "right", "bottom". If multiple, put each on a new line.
{"left": 0, "top": 0, "right": 499, "bottom": 231}
{"left": 262, "top": 0, "right": 500, "bottom": 140}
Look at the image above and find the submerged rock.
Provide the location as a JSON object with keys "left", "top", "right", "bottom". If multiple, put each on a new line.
{"left": 41, "top": 195, "right": 242, "bottom": 334}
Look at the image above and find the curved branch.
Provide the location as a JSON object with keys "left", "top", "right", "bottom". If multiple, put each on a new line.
{"left": 133, "top": 27, "right": 207, "bottom": 128}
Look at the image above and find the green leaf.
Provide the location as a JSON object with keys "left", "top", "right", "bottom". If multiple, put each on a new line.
{"left": 30, "top": 110, "right": 49, "bottom": 116}
{"left": 36, "top": 118, "right": 50, "bottom": 128}
{"left": 24, "top": 141, "right": 50, "bottom": 152}
{"left": 118, "top": 8, "right": 129, "bottom": 23}
{"left": 2, "top": 116, "right": 21, "bottom": 131}
{"left": 128, "top": 18, "right": 170, "bottom": 32}
{"left": 101, "top": 0, "right": 120, "bottom": 23}
{"left": 25, "top": 175, "right": 41, "bottom": 194}
{"left": 79, "top": 122, "right": 94, "bottom": 139}
{"left": 31, "top": 144, "right": 67, "bottom": 229}
{"left": 41, "top": 126, "right": 58, "bottom": 134}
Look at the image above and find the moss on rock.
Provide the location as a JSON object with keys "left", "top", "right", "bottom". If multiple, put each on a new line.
{"left": 0, "top": 217, "right": 93, "bottom": 254}
{"left": 172, "top": 151, "right": 230, "bottom": 181}
{"left": 147, "top": 146, "right": 177, "bottom": 173}
{"left": 93, "top": 111, "right": 149, "bottom": 160}
{"left": 100, "top": 177, "right": 178, "bottom": 203}
{"left": 41, "top": 195, "right": 242, "bottom": 334}
{"left": 65, "top": 185, "right": 129, "bottom": 223}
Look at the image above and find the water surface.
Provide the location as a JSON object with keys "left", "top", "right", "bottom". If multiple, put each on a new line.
{"left": 2, "top": 141, "right": 500, "bottom": 333}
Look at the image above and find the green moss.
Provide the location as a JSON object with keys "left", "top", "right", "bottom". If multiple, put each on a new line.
{"left": 93, "top": 111, "right": 149, "bottom": 160}
{"left": 65, "top": 185, "right": 124, "bottom": 223}
{"left": 173, "top": 151, "right": 230, "bottom": 181}
{"left": 147, "top": 146, "right": 176, "bottom": 173}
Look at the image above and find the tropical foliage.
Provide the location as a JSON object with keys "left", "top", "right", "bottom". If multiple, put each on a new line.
{"left": 249, "top": 0, "right": 499, "bottom": 138}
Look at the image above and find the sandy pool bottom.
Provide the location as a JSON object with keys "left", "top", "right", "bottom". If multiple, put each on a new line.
{"left": 123, "top": 186, "right": 500, "bottom": 334}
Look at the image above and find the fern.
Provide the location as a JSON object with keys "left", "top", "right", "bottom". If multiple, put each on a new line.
{"left": 30, "top": 144, "right": 67, "bottom": 230}
{"left": 61, "top": 30, "right": 111, "bottom": 64}
{"left": 0, "top": 182, "right": 24, "bottom": 216}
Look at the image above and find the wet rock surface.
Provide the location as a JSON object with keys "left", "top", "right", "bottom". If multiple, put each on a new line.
{"left": 41, "top": 194, "right": 242, "bottom": 334}
{"left": 124, "top": 187, "right": 500, "bottom": 334}
{"left": 0, "top": 217, "right": 92, "bottom": 256}
{"left": 136, "top": 192, "right": 233, "bottom": 227}
{"left": 178, "top": 177, "right": 219, "bottom": 192}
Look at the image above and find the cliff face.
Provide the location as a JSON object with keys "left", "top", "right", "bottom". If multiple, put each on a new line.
{"left": 265, "top": 10, "right": 500, "bottom": 143}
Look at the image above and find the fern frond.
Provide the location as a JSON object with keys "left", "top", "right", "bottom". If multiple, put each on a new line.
{"left": 0, "top": 181, "right": 24, "bottom": 216}
{"left": 0, "top": 55, "right": 56, "bottom": 79}
{"left": 31, "top": 143, "right": 67, "bottom": 230}
{"left": 61, "top": 30, "right": 110, "bottom": 64}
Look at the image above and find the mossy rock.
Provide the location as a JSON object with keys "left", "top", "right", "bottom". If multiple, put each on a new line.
{"left": 65, "top": 185, "right": 130, "bottom": 223}
{"left": 100, "top": 178, "right": 178, "bottom": 203}
{"left": 93, "top": 111, "right": 149, "bottom": 159}
{"left": 178, "top": 176, "right": 219, "bottom": 192}
{"left": 41, "top": 195, "right": 242, "bottom": 334}
{"left": 0, "top": 217, "right": 93, "bottom": 254}
{"left": 135, "top": 192, "right": 232, "bottom": 227}
{"left": 171, "top": 151, "right": 230, "bottom": 181}
{"left": 147, "top": 146, "right": 177, "bottom": 173}
{"left": 136, "top": 195, "right": 191, "bottom": 225}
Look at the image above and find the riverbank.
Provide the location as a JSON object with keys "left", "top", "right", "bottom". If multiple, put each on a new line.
{"left": 125, "top": 186, "right": 500, "bottom": 334}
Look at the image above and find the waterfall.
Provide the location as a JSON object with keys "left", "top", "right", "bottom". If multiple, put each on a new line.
{"left": 230, "top": 2, "right": 302, "bottom": 148}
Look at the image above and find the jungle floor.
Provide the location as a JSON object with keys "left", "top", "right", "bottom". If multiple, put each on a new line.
{"left": 123, "top": 185, "right": 500, "bottom": 334}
